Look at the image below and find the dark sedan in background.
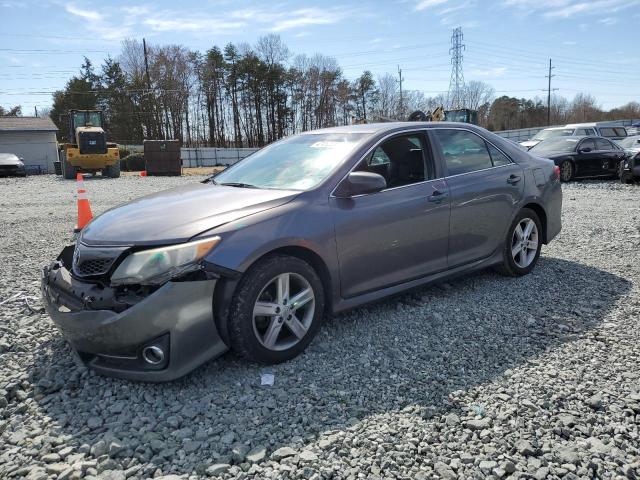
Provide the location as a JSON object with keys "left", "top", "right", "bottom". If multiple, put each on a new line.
{"left": 530, "top": 136, "right": 626, "bottom": 182}
{"left": 42, "top": 122, "right": 562, "bottom": 381}
{"left": 618, "top": 135, "right": 640, "bottom": 183}
{"left": 0, "top": 153, "right": 26, "bottom": 177}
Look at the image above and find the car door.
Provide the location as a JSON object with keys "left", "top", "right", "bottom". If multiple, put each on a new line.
{"left": 330, "top": 131, "right": 450, "bottom": 298}
{"left": 593, "top": 138, "right": 615, "bottom": 173}
{"left": 575, "top": 138, "right": 599, "bottom": 175}
{"left": 430, "top": 128, "right": 524, "bottom": 268}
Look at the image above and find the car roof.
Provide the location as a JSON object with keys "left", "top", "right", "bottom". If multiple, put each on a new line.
{"left": 0, "top": 153, "right": 19, "bottom": 160}
{"left": 301, "top": 121, "right": 477, "bottom": 135}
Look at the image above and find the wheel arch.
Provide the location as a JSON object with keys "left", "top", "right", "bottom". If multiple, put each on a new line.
{"left": 212, "top": 244, "right": 334, "bottom": 346}
{"left": 521, "top": 202, "right": 548, "bottom": 244}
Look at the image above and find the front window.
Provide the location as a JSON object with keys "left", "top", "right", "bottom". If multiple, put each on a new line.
{"left": 355, "top": 133, "right": 433, "bottom": 188}
{"left": 214, "top": 133, "right": 366, "bottom": 190}
{"left": 73, "top": 111, "right": 102, "bottom": 128}
{"left": 618, "top": 136, "right": 640, "bottom": 148}
{"left": 530, "top": 137, "right": 580, "bottom": 153}
{"left": 533, "top": 128, "right": 574, "bottom": 141}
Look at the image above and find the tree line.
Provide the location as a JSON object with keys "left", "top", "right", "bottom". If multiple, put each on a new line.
{"left": 5, "top": 34, "right": 639, "bottom": 145}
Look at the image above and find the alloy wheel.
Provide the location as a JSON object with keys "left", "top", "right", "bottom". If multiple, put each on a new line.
{"left": 511, "top": 218, "right": 539, "bottom": 268}
{"left": 252, "top": 273, "right": 315, "bottom": 351}
{"left": 560, "top": 161, "right": 572, "bottom": 182}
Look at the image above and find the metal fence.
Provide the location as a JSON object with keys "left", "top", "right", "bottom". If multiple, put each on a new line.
{"left": 181, "top": 148, "right": 259, "bottom": 167}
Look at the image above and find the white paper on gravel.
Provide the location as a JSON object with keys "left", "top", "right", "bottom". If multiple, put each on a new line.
{"left": 260, "top": 373, "right": 275, "bottom": 386}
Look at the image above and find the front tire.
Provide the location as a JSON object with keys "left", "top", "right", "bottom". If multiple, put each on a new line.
{"left": 559, "top": 160, "right": 573, "bottom": 182}
{"left": 61, "top": 153, "right": 76, "bottom": 180}
{"left": 620, "top": 162, "right": 634, "bottom": 184}
{"left": 496, "top": 208, "right": 542, "bottom": 277}
{"left": 227, "top": 255, "right": 325, "bottom": 364}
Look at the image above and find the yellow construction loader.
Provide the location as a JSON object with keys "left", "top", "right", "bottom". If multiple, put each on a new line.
{"left": 58, "top": 110, "right": 120, "bottom": 179}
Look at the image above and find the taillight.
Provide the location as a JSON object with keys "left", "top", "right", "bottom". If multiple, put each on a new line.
{"left": 552, "top": 165, "right": 560, "bottom": 180}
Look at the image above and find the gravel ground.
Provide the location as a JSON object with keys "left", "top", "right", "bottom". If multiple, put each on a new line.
{"left": 1, "top": 175, "right": 639, "bottom": 480}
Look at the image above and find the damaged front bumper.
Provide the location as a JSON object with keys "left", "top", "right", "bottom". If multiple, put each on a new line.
{"left": 41, "top": 246, "right": 229, "bottom": 382}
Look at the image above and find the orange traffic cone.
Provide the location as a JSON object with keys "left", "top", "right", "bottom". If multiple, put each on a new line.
{"left": 76, "top": 173, "right": 93, "bottom": 230}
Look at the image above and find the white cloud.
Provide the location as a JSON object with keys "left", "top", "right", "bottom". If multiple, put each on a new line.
{"left": 415, "top": 0, "right": 450, "bottom": 11}
{"left": 598, "top": 16, "right": 619, "bottom": 25}
{"left": 469, "top": 66, "right": 507, "bottom": 77}
{"left": 271, "top": 8, "right": 350, "bottom": 31}
{"left": 503, "top": 0, "right": 640, "bottom": 19}
{"left": 58, "top": 3, "right": 354, "bottom": 41}
{"left": 65, "top": 4, "right": 102, "bottom": 21}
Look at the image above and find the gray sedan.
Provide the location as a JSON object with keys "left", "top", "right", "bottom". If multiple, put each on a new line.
{"left": 42, "top": 122, "right": 562, "bottom": 381}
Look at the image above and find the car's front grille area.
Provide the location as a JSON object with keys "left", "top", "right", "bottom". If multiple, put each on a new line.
{"left": 72, "top": 243, "right": 128, "bottom": 278}
{"left": 76, "top": 258, "right": 113, "bottom": 276}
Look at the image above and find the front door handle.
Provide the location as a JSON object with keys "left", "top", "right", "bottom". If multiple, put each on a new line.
{"left": 507, "top": 174, "right": 521, "bottom": 185}
{"left": 427, "top": 190, "right": 448, "bottom": 203}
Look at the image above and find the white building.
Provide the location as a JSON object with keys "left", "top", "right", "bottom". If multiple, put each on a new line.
{"left": 0, "top": 117, "right": 58, "bottom": 173}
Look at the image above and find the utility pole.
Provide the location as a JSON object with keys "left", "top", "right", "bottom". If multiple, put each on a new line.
{"left": 143, "top": 38, "right": 152, "bottom": 92}
{"left": 34, "top": 106, "right": 38, "bottom": 117}
{"left": 396, "top": 65, "right": 404, "bottom": 119}
{"left": 546, "top": 58, "right": 555, "bottom": 126}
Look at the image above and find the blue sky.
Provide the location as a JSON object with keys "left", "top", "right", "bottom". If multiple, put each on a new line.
{"left": 1, "top": 0, "right": 639, "bottom": 113}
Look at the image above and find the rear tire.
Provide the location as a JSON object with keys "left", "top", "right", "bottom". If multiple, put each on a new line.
{"left": 559, "top": 160, "right": 573, "bottom": 182}
{"left": 496, "top": 208, "right": 542, "bottom": 277}
{"left": 227, "top": 254, "right": 325, "bottom": 364}
{"left": 102, "top": 161, "right": 121, "bottom": 178}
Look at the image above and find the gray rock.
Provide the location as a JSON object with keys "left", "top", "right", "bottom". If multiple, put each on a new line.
{"left": 586, "top": 393, "right": 603, "bottom": 410}
{"left": 444, "top": 412, "right": 460, "bottom": 425}
{"left": 434, "top": 461, "right": 456, "bottom": 480}
{"left": 206, "top": 464, "right": 230, "bottom": 475}
{"left": 271, "top": 446, "right": 297, "bottom": 461}
{"left": 516, "top": 439, "right": 537, "bottom": 456}
{"left": 245, "top": 446, "right": 267, "bottom": 464}
{"left": 298, "top": 450, "right": 318, "bottom": 462}
{"left": 220, "top": 431, "right": 235, "bottom": 445}
{"left": 87, "top": 417, "right": 103, "bottom": 429}
{"left": 479, "top": 460, "right": 498, "bottom": 471}
{"left": 466, "top": 418, "right": 491, "bottom": 430}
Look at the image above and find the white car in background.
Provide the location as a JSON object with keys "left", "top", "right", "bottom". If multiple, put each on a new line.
{"left": 520, "top": 123, "right": 628, "bottom": 150}
{"left": 519, "top": 126, "right": 590, "bottom": 150}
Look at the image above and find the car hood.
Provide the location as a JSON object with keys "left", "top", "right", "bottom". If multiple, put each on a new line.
{"left": 520, "top": 140, "right": 540, "bottom": 149}
{"left": 0, "top": 155, "right": 21, "bottom": 166}
{"left": 81, "top": 183, "right": 299, "bottom": 246}
{"left": 533, "top": 151, "right": 573, "bottom": 159}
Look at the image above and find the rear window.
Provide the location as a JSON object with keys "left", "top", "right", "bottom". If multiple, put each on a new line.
{"left": 530, "top": 137, "right": 580, "bottom": 153}
{"left": 599, "top": 127, "right": 616, "bottom": 137}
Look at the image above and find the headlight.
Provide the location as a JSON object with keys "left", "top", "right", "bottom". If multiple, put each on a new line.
{"left": 110, "top": 236, "right": 221, "bottom": 285}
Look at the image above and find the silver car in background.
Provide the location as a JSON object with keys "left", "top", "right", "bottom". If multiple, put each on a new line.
{"left": 42, "top": 122, "right": 562, "bottom": 381}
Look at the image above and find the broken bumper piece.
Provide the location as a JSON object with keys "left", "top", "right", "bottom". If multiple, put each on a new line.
{"left": 41, "top": 253, "right": 228, "bottom": 382}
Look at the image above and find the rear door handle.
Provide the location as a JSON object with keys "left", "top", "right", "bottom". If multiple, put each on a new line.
{"left": 507, "top": 174, "right": 521, "bottom": 185}
{"left": 427, "top": 190, "right": 448, "bottom": 203}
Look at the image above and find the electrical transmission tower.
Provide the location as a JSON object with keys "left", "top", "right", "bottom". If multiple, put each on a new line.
{"left": 447, "top": 27, "right": 465, "bottom": 110}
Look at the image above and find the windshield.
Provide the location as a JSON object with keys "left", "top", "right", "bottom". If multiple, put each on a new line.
{"left": 73, "top": 111, "right": 102, "bottom": 128}
{"left": 533, "top": 128, "right": 574, "bottom": 141}
{"left": 530, "top": 137, "right": 580, "bottom": 153}
{"left": 618, "top": 136, "right": 640, "bottom": 148}
{"left": 213, "top": 133, "right": 366, "bottom": 190}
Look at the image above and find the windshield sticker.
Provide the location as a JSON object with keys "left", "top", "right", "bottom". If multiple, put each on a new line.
{"left": 310, "top": 141, "right": 347, "bottom": 148}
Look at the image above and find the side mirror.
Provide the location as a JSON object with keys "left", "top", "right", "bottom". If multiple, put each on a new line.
{"left": 335, "top": 171, "right": 387, "bottom": 198}
{"left": 578, "top": 147, "right": 592, "bottom": 154}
